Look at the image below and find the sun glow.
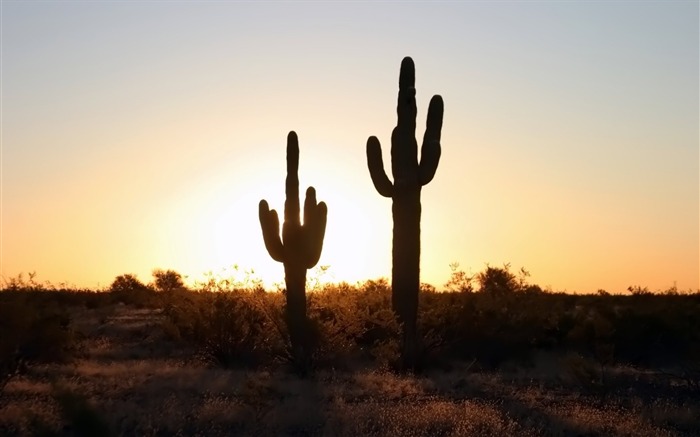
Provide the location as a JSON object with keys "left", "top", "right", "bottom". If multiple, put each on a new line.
{"left": 150, "top": 142, "right": 392, "bottom": 289}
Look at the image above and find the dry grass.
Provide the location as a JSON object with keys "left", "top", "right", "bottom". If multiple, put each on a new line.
{"left": 1, "top": 303, "right": 699, "bottom": 436}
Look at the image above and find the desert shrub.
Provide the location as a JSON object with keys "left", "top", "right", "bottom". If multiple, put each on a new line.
{"left": 354, "top": 279, "right": 402, "bottom": 366}
{"left": 354, "top": 279, "right": 393, "bottom": 344}
{"left": 444, "top": 262, "right": 474, "bottom": 293}
{"left": 0, "top": 299, "right": 28, "bottom": 391}
{"left": 109, "top": 274, "right": 159, "bottom": 307}
{"left": 161, "top": 294, "right": 201, "bottom": 341}
{"left": 109, "top": 273, "right": 148, "bottom": 293}
{"left": 1, "top": 272, "right": 106, "bottom": 308}
{"left": 307, "top": 283, "right": 368, "bottom": 368}
{"left": 562, "top": 352, "right": 607, "bottom": 390}
{"left": 194, "top": 265, "right": 266, "bottom": 293}
{"left": 417, "top": 291, "right": 466, "bottom": 369}
{"left": 612, "top": 295, "right": 700, "bottom": 366}
{"left": 21, "top": 312, "right": 75, "bottom": 363}
{"left": 627, "top": 285, "right": 653, "bottom": 296}
{"left": 476, "top": 264, "right": 519, "bottom": 295}
{"left": 415, "top": 289, "right": 621, "bottom": 370}
{"left": 162, "top": 289, "right": 284, "bottom": 368}
{"left": 53, "top": 385, "right": 114, "bottom": 436}
{"left": 475, "top": 263, "right": 536, "bottom": 295}
{"left": 1, "top": 271, "right": 45, "bottom": 292}
{"left": 200, "top": 291, "right": 279, "bottom": 368}
{"left": 0, "top": 294, "right": 77, "bottom": 391}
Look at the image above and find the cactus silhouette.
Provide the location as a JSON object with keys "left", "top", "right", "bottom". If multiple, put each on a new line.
{"left": 366, "top": 57, "right": 444, "bottom": 371}
{"left": 259, "top": 131, "right": 327, "bottom": 372}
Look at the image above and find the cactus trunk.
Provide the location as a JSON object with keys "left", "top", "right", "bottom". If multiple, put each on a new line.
{"left": 366, "top": 57, "right": 443, "bottom": 372}
{"left": 392, "top": 189, "right": 421, "bottom": 369}
{"left": 284, "top": 262, "right": 308, "bottom": 370}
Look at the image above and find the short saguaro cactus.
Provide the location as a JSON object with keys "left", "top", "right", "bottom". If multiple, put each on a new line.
{"left": 259, "top": 131, "right": 327, "bottom": 372}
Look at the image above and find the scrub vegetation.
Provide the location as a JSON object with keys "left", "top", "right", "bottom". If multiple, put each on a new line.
{"left": 1, "top": 267, "right": 699, "bottom": 436}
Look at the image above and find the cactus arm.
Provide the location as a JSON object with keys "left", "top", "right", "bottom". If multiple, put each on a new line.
{"left": 258, "top": 200, "right": 285, "bottom": 262}
{"left": 284, "top": 131, "right": 301, "bottom": 226}
{"left": 302, "top": 187, "right": 327, "bottom": 268}
{"left": 303, "top": 186, "right": 319, "bottom": 232}
{"left": 367, "top": 136, "right": 394, "bottom": 197}
{"left": 393, "top": 57, "right": 419, "bottom": 184}
{"left": 418, "top": 95, "right": 444, "bottom": 185}
{"left": 397, "top": 57, "right": 417, "bottom": 133}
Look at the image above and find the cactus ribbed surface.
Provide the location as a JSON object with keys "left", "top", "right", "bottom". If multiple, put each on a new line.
{"left": 366, "top": 57, "right": 444, "bottom": 371}
{"left": 259, "top": 131, "right": 327, "bottom": 372}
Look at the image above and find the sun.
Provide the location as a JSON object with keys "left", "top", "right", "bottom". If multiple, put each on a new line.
{"left": 316, "top": 179, "right": 391, "bottom": 285}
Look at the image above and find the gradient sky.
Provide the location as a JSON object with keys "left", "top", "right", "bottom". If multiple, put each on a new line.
{"left": 2, "top": 1, "right": 698, "bottom": 293}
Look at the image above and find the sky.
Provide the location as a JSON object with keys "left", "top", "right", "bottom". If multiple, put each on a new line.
{"left": 1, "top": 1, "right": 698, "bottom": 293}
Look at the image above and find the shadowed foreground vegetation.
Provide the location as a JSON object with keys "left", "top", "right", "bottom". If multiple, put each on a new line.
{"left": 1, "top": 269, "right": 699, "bottom": 436}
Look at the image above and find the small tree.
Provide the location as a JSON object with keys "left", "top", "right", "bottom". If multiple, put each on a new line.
{"left": 152, "top": 269, "right": 185, "bottom": 292}
{"left": 476, "top": 264, "right": 519, "bottom": 295}
{"left": 444, "top": 262, "right": 474, "bottom": 293}
{"left": 109, "top": 274, "right": 149, "bottom": 293}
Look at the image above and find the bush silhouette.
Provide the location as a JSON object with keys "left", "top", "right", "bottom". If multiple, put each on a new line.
{"left": 109, "top": 273, "right": 159, "bottom": 307}
{"left": 152, "top": 269, "right": 185, "bottom": 292}
{"left": 0, "top": 293, "right": 76, "bottom": 392}
{"left": 109, "top": 274, "right": 149, "bottom": 293}
{"left": 476, "top": 264, "right": 520, "bottom": 295}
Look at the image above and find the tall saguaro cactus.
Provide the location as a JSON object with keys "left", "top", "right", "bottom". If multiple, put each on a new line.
{"left": 366, "top": 57, "right": 444, "bottom": 371}
{"left": 259, "top": 131, "right": 327, "bottom": 371}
